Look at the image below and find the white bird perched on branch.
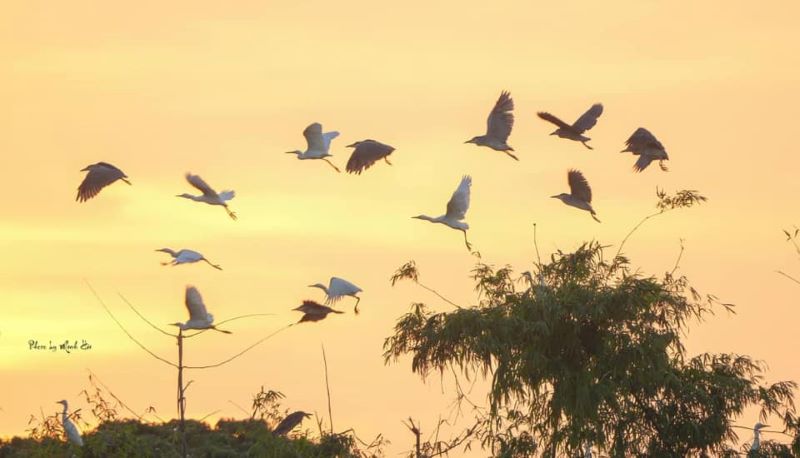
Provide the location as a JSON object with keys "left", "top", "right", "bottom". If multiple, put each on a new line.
{"left": 413, "top": 175, "right": 473, "bottom": 251}
{"left": 538, "top": 103, "right": 603, "bottom": 150}
{"left": 465, "top": 91, "right": 517, "bottom": 160}
{"left": 55, "top": 400, "right": 83, "bottom": 447}
{"left": 76, "top": 162, "right": 131, "bottom": 202}
{"left": 345, "top": 139, "right": 395, "bottom": 174}
{"left": 308, "top": 277, "right": 363, "bottom": 314}
{"left": 621, "top": 127, "right": 669, "bottom": 172}
{"left": 551, "top": 170, "right": 601, "bottom": 223}
{"left": 285, "top": 122, "right": 341, "bottom": 172}
{"left": 177, "top": 173, "right": 237, "bottom": 220}
{"left": 156, "top": 248, "right": 222, "bottom": 270}
{"left": 170, "top": 286, "right": 231, "bottom": 334}
{"left": 750, "top": 422, "right": 769, "bottom": 453}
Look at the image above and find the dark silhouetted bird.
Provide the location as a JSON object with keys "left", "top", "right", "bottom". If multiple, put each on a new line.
{"left": 621, "top": 127, "right": 669, "bottom": 172}
{"left": 76, "top": 162, "right": 130, "bottom": 202}
{"left": 272, "top": 411, "right": 312, "bottom": 436}
{"left": 538, "top": 103, "right": 603, "bottom": 149}
{"left": 293, "top": 300, "right": 344, "bottom": 323}
{"left": 345, "top": 140, "right": 395, "bottom": 174}
{"left": 551, "top": 170, "right": 600, "bottom": 222}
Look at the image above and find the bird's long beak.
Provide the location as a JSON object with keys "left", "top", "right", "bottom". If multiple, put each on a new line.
{"left": 550, "top": 195, "right": 559, "bottom": 198}
{"left": 464, "top": 139, "right": 473, "bottom": 144}
{"left": 346, "top": 142, "right": 357, "bottom": 148}
{"left": 284, "top": 151, "right": 297, "bottom": 154}
{"left": 79, "top": 167, "right": 89, "bottom": 172}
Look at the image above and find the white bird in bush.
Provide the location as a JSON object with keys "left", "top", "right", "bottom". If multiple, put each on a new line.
{"left": 56, "top": 400, "right": 83, "bottom": 447}
{"left": 285, "top": 122, "right": 341, "bottom": 172}
{"left": 308, "top": 277, "right": 363, "bottom": 314}
{"left": 170, "top": 286, "right": 231, "bottom": 334}
{"left": 156, "top": 248, "right": 222, "bottom": 270}
{"left": 177, "top": 173, "right": 237, "bottom": 220}
{"left": 750, "top": 422, "right": 769, "bottom": 452}
{"left": 413, "top": 175, "right": 473, "bottom": 251}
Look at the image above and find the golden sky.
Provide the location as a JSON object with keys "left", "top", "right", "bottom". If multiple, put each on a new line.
{"left": 2, "top": 0, "right": 800, "bottom": 454}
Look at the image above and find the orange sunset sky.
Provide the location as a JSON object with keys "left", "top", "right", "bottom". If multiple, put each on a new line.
{"left": 2, "top": 1, "right": 800, "bottom": 455}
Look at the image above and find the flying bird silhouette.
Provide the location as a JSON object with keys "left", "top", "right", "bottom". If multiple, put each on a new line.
{"left": 345, "top": 140, "right": 395, "bottom": 174}
{"left": 551, "top": 170, "right": 601, "bottom": 222}
{"left": 170, "top": 286, "right": 231, "bottom": 333}
{"left": 538, "top": 103, "right": 603, "bottom": 150}
{"left": 272, "top": 411, "right": 312, "bottom": 436}
{"left": 465, "top": 91, "right": 517, "bottom": 160}
{"left": 308, "top": 277, "right": 363, "bottom": 314}
{"left": 286, "top": 122, "right": 341, "bottom": 172}
{"left": 76, "top": 162, "right": 131, "bottom": 202}
{"left": 177, "top": 173, "right": 237, "bottom": 220}
{"left": 621, "top": 127, "right": 669, "bottom": 172}
{"left": 156, "top": 248, "right": 222, "bottom": 270}
{"left": 413, "top": 175, "right": 473, "bottom": 251}
{"left": 293, "top": 300, "right": 344, "bottom": 324}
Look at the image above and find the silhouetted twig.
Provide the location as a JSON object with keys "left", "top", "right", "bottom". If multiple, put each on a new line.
{"left": 183, "top": 324, "right": 292, "bottom": 369}
{"left": 322, "top": 344, "right": 334, "bottom": 434}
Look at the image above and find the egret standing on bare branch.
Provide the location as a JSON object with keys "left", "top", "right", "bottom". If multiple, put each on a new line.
{"left": 285, "top": 122, "right": 341, "bottom": 172}
{"left": 170, "top": 286, "right": 231, "bottom": 334}
{"left": 177, "top": 173, "right": 237, "bottom": 220}
{"left": 308, "top": 277, "right": 363, "bottom": 314}
{"left": 538, "top": 103, "right": 603, "bottom": 150}
{"left": 293, "top": 300, "right": 344, "bottom": 323}
{"left": 551, "top": 170, "right": 601, "bottom": 223}
{"left": 413, "top": 175, "right": 473, "bottom": 251}
{"left": 272, "top": 411, "right": 312, "bottom": 436}
{"left": 621, "top": 127, "right": 669, "bottom": 172}
{"left": 56, "top": 400, "right": 83, "bottom": 447}
{"left": 76, "top": 162, "right": 131, "bottom": 202}
{"left": 465, "top": 91, "right": 517, "bottom": 160}
{"left": 345, "top": 140, "right": 395, "bottom": 174}
{"left": 156, "top": 248, "right": 222, "bottom": 270}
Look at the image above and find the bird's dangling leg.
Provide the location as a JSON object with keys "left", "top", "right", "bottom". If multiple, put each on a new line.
{"left": 582, "top": 141, "right": 593, "bottom": 150}
{"left": 353, "top": 297, "right": 361, "bottom": 315}
{"left": 504, "top": 151, "right": 519, "bottom": 161}
{"left": 211, "top": 326, "right": 232, "bottom": 334}
{"left": 462, "top": 230, "right": 473, "bottom": 252}
{"left": 591, "top": 212, "right": 601, "bottom": 223}
{"left": 659, "top": 160, "right": 669, "bottom": 172}
{"left": 203, "top": 258, "right": 223, "bottom": 270}
{"left": 225, "top": 206, "right": 238, "bottom": 221}
{"left": 384, "top": 157, "right": 392, "bottom": 166}
{"left": 122, "top": 178, "right": 133, "bottom": 185}
{"left": 323, "top": 159, "right": 341, "bottom": 173}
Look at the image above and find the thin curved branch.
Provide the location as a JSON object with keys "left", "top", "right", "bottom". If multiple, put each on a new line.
{"left": 776, "top": 270, "right": 800, "bottom": 286}
{"left": 117, "top": 293, "right": 177, "bottom": 337}
{"left": 85, "top": 280, "right": 178, "bottom": 368}
{"left": 614, "top": 211, "right": 661, "bottom": 262}
{"left": 183, "top": 324, "right": 292, "bottom": 370}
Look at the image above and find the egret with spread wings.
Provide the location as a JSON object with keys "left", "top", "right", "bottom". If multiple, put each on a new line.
{"left": 465, "top": 91, "right": 517, "bottom": 160}
{"left": 286, "top": 122, "right": 341, "bottom": 172}
{"left": 413, "top": 175, "right": 474, "bottom": 250}
{"left": 345, "top": 139, "right": 395, "bottom": 174}
{"left": 170, "top": 286, "right": 231, "bottom": 333}
{"left": 177, "top": 173, "right": 237, "bottom": 220}
{"left": 76, "top": 162, "right": 131, "bottom": 202}
{"left": 156, "top": 248, "right": 222, "bottom": 270}
{"left": 551, "top": 170, "right": 601, "bottom": 222}
{"left": 538, "top": 103, "right": 603, "bottom": 150}
{"left": 308, "top": 277, "right": 363, "bottom": 313}
{"left": 621, "top": 127, "right": 669, "bottom": 172}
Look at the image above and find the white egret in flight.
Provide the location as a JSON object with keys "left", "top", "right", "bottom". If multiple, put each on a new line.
{"left": 465, "top": 91, "right": 517, "bottom": 160}
{"left": 285, "top": 122, "right": 341, "bottom": 172}
{"left": 272, "top": 411, "right": 312, "bottom": 436}
{"left": 308, "top": 277, "right": 363, "bottom": 314}
{"left": 621, "top": 127, "right": 669, "bottom": 172}
{"left": 170, "top": 286, "right": 231, "bottom": 333}
{"left": 345, "top": 139, "right": 395, "bottom": 174}
{"left": 538, "top": 103, "right": 603, "bottom": 150}
{"left": 413, "top": 175, "right": 473, "bottom": 251}
{"left": 750, "top": 422, "right": 769, "bottom": 453}
{"left": 156, "top": 248, "right": 222, "bottom": 270}
{"left": 177, "top": 173, "right": 237, "bottom": 220}
{"left": 76, "top": 162, "right": 131, "bottom": 202}
{"left": 551, "top": 170, "right": 600, "bottom": 222}
{"left": 55, "top": 400, "right": 83, "bottom": 447}
{"left": 293, "top": 300, "right": 343, "bottom": 323}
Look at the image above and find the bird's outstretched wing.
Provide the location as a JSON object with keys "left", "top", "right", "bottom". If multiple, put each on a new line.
{"left": 568, "top": 170, "right": 592, "bottom": 203}
{"left": 486, "top": 91, "right": 514, "bottom": 141}
{"left": 633, "top": 155, "right": 654, "bottom": 172}
{"left": 345, "top": 140, "right": 395, "bottom": 174}
{"left": 218, "top": 190, "right": 235, "bottom": 201}
{"left": 185, "top": 286, "right": 209, "bottom": 321}
{"left": 303, "top": 123, "right": 327, "bottom": 153}
{"left": 327, "top": 277, "right": 362, "bottom": 302}
{"left": 185, "top": 173, "right": 218, "bottom": 197}
{"left": 537, "top": 112, "right": 571, "bottom": 129}
{"left": 622, "top": 127, "right": 665, "bottom": 154}
{"left": 572, "top": 103, "right": 603, "bottom": 133}
{"left": 445, "top": 175, "right": 472, "bottom": 220}
{"left": 322, "top": 131, "right": 339, "bottom": 152}
{"left": 76, "top": 163, "right": 127, "bottom": 202}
